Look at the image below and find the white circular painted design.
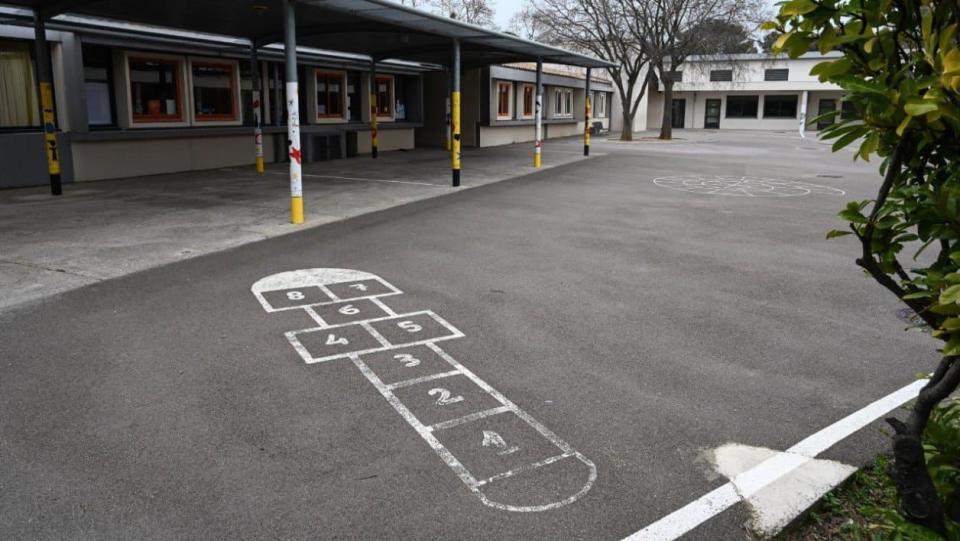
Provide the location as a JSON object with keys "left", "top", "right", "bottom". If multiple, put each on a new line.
{"left": 652, "top": 175, "right": 846, "bottom": 197}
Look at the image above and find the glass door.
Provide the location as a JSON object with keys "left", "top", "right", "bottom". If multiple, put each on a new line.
{"left": 704, "top": 99, "right": 721, "bottom": 129}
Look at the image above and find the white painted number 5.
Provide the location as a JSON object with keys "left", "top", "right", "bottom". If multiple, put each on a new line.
{"left": 428, "top": 387, "right": 464, "bottom": 406}
{"left": 398, "top": 320, "right": 422, "bottom": 333}
{"left": 286, "top": 291, "right": 305, "bottom": 300}
{"left": 326, "top": 333, "right": 349, "bottom": 346}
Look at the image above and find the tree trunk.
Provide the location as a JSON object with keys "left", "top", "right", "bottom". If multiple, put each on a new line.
{"left": 659, "top": 80, "right": 673, "bottom": 140}
{"left": 886, "top": 356, "right": 960, "bottom": 537}
{"left": 620, "top": 110, "right": 634, "bottom": 141}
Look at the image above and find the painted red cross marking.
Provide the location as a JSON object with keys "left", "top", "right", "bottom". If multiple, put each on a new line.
{"left": 290, "top": 147, "right": 302, "bottom": 164}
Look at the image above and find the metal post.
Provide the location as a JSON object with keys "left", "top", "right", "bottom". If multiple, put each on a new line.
{"left": 33, "top": 11, "right": 62, "bottom": 195}
{"left": 534, "top": 57, "right": 543, "bottom": 169}
{"left": 250, "top": 43, "right": 264, "bottom": 174}
{"left": 283, "top": 0, "right": 303, "bottom": 224}
{"left": 798, "top": 90, "right": 809, "bottom": 139}
{"left": 445, "top": 69, "right": 451, "bottom": 151}
{"left": 369, "top": 60, "right": 378, "bottom": 159}
{"left": 451, "top": 39, "right": 461, "bottom": 187}
{"left": 584, "top": 67, "right": 592, "bottom": 156}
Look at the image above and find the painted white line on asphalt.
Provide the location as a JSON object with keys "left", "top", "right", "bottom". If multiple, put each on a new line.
{"left": 427, "top": 405, "right": 512, "bottom": 432}
{"left": 387, "top": 369, "right": 462, "bottom": 390}
{"left": 622, "top": 378, "right": 928, "bottom": 541}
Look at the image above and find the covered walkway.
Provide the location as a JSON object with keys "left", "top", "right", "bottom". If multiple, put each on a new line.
{"left": 0, "top": 137, "right": 601, "bottom": 311}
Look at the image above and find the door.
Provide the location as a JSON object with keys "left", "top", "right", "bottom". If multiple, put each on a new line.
{"left": 704, "top": 99, "right": 721, "bottom": 129}
{"left": 817, "top": 99, "right": 837, "bottom": 130}
{"left": 671, "top": 99, "right": 686, "bottom": 129}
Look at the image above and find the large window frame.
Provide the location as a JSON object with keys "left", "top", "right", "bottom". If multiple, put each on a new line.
{"left": 520, "top": 84, "right": 535, "bottom": 119}
{"left": 709, "top": 69, "right": 733, "bottom": 82}
{"left": 763, "top": 94, "right": 799, "bottom": 119}
{"left": 552, "top": 87, "right": 573, "bottom": 118}
{"left": 189, "top": 57, "right": 241, "bottom": 124}
{"left": 593, "top": 91, "right": 608, "bottom": 118}
{"left": 0, "top": 38, "right": 41, "bottom": 130}
{"left": 374, "top": 75, "right": 394, "bottom": 120}
{"left": 496, "top": 81, "right": 513, "bottom": 120}
{"left": 315, "top": 69, "right": 347, "bottom": 122}
{"left": 126, "top": 52, "right": 186, "bottom": 126}
{"left": 725, "top": 95, "right": 759, "bottom": 118}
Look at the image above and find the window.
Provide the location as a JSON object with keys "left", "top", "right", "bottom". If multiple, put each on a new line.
{"left": 0, "top": 39, "right": 40, "bottom": 128}
{"left": 375, "top": 75, "right": 392, "bottom": 117}
{"left": 347, "top": 72, "right": 362, "bottom": 122}
{"left": 316, "top": 70, "right": 345, "bottom": 119}
{"left": 191, "top": 60, "right": 238, "bottom": 121}
{"left": 521, "top": 84, "right": 534, "bottom": 118}
{"left": 496, "top": 81, "right": 512, "bottom": 119}
{"left": 725, "top": 95, "right": 759, "bottom": 118}
{"left": 553, "top": 87, "right": 572, "bottom": 117}
{"left": 83, "top": 45, "right": 115, "bottom": 127}
{"left": 239, "top": 61, "right": 259, "bottom": 126}
{"left": 593, "top": 92, "right": 608, "bottom": 117}
{"left": 129, "top": 55, "right": 183, "bottom": 123}
{"left": 709, "top": 69, "right": 733, "bottom": 82}
{"left": 764, "top": 68, "right": 789, "bottom": 81}
{"left": 394, "top": 74, "right": 409, "bottom": 120}
{"left": 665, "top": 70, "right": 683, "bottom": 82}
{"left": 840, "top": 99, "right": 858, "bottom": 120}
{"left": 763, "top": 95, "right": 798, "bottom": 118}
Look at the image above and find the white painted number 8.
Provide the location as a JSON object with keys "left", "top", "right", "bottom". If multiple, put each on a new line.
{"left": 339, "top": 304, "right": 360, "bottom": 315}
{"left": 287, "top": 291, "right": 305, "bottom": 300}
{"left": 398, "top": 320, "right": 422, "bottom": 333}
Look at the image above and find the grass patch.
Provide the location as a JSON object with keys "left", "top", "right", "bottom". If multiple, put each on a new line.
{"left": 779, "top": 454, "right": 898, "bottom": 541}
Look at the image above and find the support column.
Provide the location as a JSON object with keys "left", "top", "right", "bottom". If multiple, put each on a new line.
{"left": 370, "top": 61, "right": 378, "bottom": 159}
{"left": 33, "top": 11, "right": 61, "bottom": 195}
{"left": 451, "top": 39, "right": 461, "bottom": 187}
{"left": 250, "top": 43, "right": 264, "bottom": 174}
{"left": 445, "top": 69, "right": 452, "bottom": 151}
{"left": 283, "top": 0, "right": 303, "bottom": 224}
{"left": 584, "top": 67, "right": 592, "bottom": 156}
{"left": 272, "top": 62, "right": 281, "bottom": 126}
{"left": 798, "top": 90, "right": 809, "bottom": 139}
{"left": 534, "top": 58, "right": 543, "bottom": 169}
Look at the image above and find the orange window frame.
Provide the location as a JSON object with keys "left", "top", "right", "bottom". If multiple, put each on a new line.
{"left": 316, "top": 71, "right": 345, "bottom": 118}
{"left": 192, "top": 61, "right": 238, "bottom": 122}
{"left": 129, "top": 56, "right": 184, "bottom": 123}
{"left": 375, "top": 76, "right": 392, "bottom": 117}
{"left": 497, "top": 82, "right": 511, "bottom": 118}
{"left": 522, "top": 85, "right": 534, "bottom": 117}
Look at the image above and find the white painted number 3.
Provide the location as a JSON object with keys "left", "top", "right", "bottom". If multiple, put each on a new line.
{"left": 428, "top": 387, "right": 464, "bottom": 406}
{"left": 286, "top": 291, "right": 305, "bottom": 300}
{"left": 338, "top": 304, "right": 360, "bottom": 315}
{"left": 326, "top": 333, "right": 349, "bottom": 346}
{"left": 394, "top": 353, "right": 421, "bottom": 367}
{"left": 398, "top": 320, "right": 422, "bottom": 333}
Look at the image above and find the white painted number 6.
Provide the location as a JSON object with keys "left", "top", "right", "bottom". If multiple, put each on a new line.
{"left": 398, "top": 320, "right": 422, "bottom": 333}
{"left": 286, "top": 290, "right": 305, "bottom": 300}
{"left": 428, "top": 387, "right": 464, "bottom": 406}
{"left": 338, "top": 304, "right": 360, "bottom": 315}
{"left": 326, "top": 333, "right": 349, "bottom": 346}
{"left": 394, "top": 353, "right": 421, "bottom": 367}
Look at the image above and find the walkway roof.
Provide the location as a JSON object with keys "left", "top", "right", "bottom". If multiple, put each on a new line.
{"left": 5, "top": 0, "right": 614, "bottom": 69}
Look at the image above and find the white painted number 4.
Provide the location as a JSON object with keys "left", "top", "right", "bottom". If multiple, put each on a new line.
{"left": 326, "top": 333, "right": 349, "bottom": 346}
{"left": 286, "top": 291, "right": 305, "bottom": 300}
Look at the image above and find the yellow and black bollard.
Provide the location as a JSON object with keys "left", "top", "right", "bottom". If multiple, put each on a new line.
{"left": 33, "top": 12, "right": 61, "bottom": 195}
{"left": 584, "top": 67, "right": 592, "bottom": 157}
{"left": 451, "top": 39, "right": 461, "bottom": 187}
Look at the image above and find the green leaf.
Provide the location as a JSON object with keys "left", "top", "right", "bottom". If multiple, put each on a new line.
{"left": 940, "top": 284, "right": 960, "bottom": 304}
{"left": 780, "top": 0, "right": 818, "bottom": 16}
{"left": 826, "top": 229, "right": 853, "bottom": 239}
{"left": 810, "top": 58, "right": 852, "bottom": 80}
{"left": 904, "top": 100, "right": 939, "bottom": 116}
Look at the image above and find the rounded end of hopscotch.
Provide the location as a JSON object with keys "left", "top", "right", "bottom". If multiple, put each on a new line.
{"left": 251, "top": 268, "right": 381, "bottom": 312}
{"left": 473, "top": 453, "right": 597, "bottom": 512}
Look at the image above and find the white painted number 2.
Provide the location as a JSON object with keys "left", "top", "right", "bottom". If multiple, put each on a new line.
{"left": 398, "top": 320, "right": 422, "bottom": 333}
{"left": 428, "top": 387, "right": 464, "bottom": 406}
{"left": 326, "top": 333, "right": 349, "bottom": 346}
{"left": 394, "top": 353, "right": 421, "bottom": 367}
{"left": 338, "top": 304, "right": 360, "bottom": 315}
{"left": 286, "top": 291, "right": 305, "bottom": 300}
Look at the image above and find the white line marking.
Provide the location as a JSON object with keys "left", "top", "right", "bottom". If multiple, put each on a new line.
{"left": 476, "top": 452, "right": 573, "bottom": 487}
{"left": 426, "top": 405, "right": 512, "bottom": 432}
{"left": 361, "top": 321, "right": 392, "bottom": 348}
{"left": 369, "top": 296, "right": 398, "bottom": 316}
{"left": 621, "top": 378, "right": 928, "bottom": 540}
{"left": 387, "top": 369, "right": 462, "bottom": 390}
{"left": 303, "top": 306, "right": 328, "bottom": 328}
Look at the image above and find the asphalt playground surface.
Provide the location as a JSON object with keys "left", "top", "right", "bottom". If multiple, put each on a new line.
{"left": 0, "top": 133, "right": 941, "bottom": 539}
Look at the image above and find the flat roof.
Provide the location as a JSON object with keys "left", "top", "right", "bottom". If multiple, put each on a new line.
{"left": 3, "top": 0, "right": 614, "bottom": 69}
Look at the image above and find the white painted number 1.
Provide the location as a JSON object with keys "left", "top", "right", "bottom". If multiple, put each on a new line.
{"left": 287, "top": 291, "right": 305, "bottom": 300}
{"left": 338, "top": 304, "right": 360, "bottom": 315}
{"left": 429, "top": 387, "right": 464, "bottom": 406}
{"left": 326, "top": 333, "right": 349, "bottom": 346}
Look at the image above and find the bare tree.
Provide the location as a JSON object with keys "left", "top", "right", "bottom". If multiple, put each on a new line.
{"left": 429, "top": 0, "right": 496, "bottom": 26}
{"left": 527, "top": 0, "right": 650, "bottom": 141}
{"left": 625, "top": 0, "right": 762, "bottom": 139}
